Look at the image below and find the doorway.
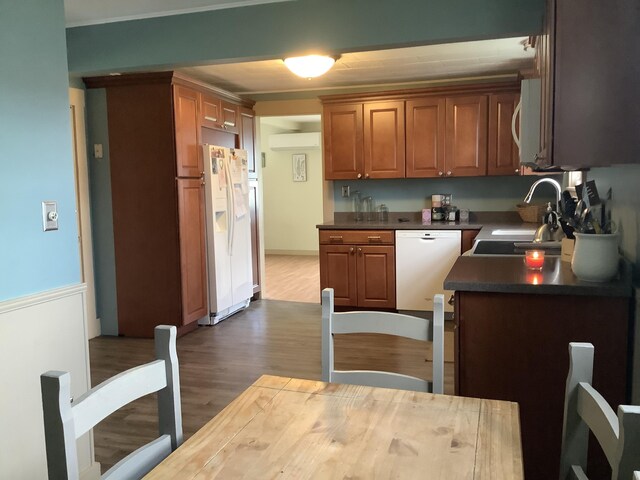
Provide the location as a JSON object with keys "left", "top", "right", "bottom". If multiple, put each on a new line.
{"left": 258, "top": 115, "right": 323, "bottom": 303}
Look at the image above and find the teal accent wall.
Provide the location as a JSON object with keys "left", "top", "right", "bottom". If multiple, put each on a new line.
{"left": 0, "top": 0, "right": 80, "bottom": 301}
{"left": 589, "top": 165, "right": 640, "bottom": 279}
{"left": 66, "top": 0, "right": 544, "bottom": 75}
{"left": 333, "top": 176, "right": 557, "bottom": 213}
{"left": 85, "top": 89, "right": 118, "bottom": 335}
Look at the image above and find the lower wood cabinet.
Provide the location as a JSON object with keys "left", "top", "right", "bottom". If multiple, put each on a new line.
{"left": 319, "top": 230, "right": 395, "bottom": 309}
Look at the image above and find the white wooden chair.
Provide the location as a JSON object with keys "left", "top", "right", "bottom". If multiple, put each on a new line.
{"left": 41, "top": 325, "right": 182, "bottom": 480}
{"left": 559, "top": 342, "right": 640, "bottom": 480}
{"left": 321, "top": 288, "right": 444, "bottom": 394}
{"left": 634, "top": 471, "right": 640, "bottom": 480}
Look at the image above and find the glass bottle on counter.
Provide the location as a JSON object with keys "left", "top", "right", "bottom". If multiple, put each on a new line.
{"left": 378, "top": 204, "right": 389, "bottom": 222}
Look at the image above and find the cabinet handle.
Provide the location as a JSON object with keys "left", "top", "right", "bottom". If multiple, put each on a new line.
{"left": 364, "top": 173, "right": 369, "bottom": 179}
{"left": 367, "top": 235, "right": 381, "bottom": 243}
{"left": 349, "top": 247, "right": 355, "bottom": 254}
{"left": 438, "top": 171, "right": 444, "bottom": 176}
{"left": 515, "top": 168, "right": 520, "bottom": 174}
{"left": 358, "top": 247, "right": 362, "bottom": 255}
{"left": 357, "top": 173, "right": 362, "bottom": 179}
{"left": 447, "top": 171, "right": 452, "bottom": 176}
{"left": 329, "top": 235, "right": 343, "bottom": 243}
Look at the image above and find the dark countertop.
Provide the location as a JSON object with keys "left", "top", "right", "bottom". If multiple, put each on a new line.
{"left": 317, "top": 211, "right": 537, "bottom": 232}
{"left": 444, "top": 256, "right": 632, "bottom": 297}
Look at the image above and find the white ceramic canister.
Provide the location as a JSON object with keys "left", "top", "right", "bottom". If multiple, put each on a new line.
{"left": 571, "top": 232, "right": 620, "bottom": 282}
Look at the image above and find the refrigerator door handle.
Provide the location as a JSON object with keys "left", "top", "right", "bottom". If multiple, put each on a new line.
{"left": 225, "top": 156, "right": 235, "bottom": 254}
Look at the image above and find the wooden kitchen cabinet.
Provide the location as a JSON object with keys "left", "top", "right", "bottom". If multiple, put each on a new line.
{"left": 405, "top": 97, "right": 446, "bottom": 177}
{"left": 240, "top": 106, "right": 257, "bottom": 176}
{"left": 174, "top": 85, "right": 202, "bottom": 178}
{"left": 200, "top": 92, "right": 239, "bottom": 134}
{"left": 536, "top": 0, "right": 640, "bottom": 168}
{"left": 363, "top": 101, "right": 405, "bottom": 178}
{"left": 445, "top": 95, "right": 488, "bottom": 177}
{"left": 84, "top": 71, "right": 255, "bottom": 337}
{"left": 455, "top": 291, "right": 631, "bottom": 480}
{"left": 322, "top": 81, "right": 519, "bottom": 180}
{"left": 323, "top": 103, "right": 364, "bottom": 180}
{"left": 319, "top": 230, "right": 395, "bottom": 309}
{"left": 487, "top": 93, "right": 521, "bottom": 176}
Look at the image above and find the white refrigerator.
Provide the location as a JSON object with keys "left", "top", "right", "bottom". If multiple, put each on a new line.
{"left": 200, "top": 145, "right": 253, "bottom": 325}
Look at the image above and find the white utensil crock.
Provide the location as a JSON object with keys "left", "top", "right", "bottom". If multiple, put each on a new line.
{"left": 571, "top": 232, "right": 620, "bottom": 282}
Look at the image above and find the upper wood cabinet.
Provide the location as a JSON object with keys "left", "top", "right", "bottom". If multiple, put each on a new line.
{"left": 239, "top": 106, "right": 257, "bottom": 176}
{"left": 200, "top": 92, "right": 239, "bottom": 134}
{"left": 322, "top": 81, "right": 519, "bottom": 180}
{"left": 323, "top": 103, "right": 364, "bottom": 180}
{"left": 488, "top": 93, "right": 521, "bottom": 176}
{"left": 363, "top": 101, "right": 405, "bottom": 178}
{"left": 174, "top": 85, "right": 202, "bottom": 178}
{"left": 536, "top": 0, "right": 639, "bottom": 168}
{"left": 445, "top": 95, "right": 488, "bottom": 177}
{"left": 406, "top": 97, "right": 446, "bottom": 177}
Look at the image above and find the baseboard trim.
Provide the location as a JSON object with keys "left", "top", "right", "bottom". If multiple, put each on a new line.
{"left": 265, "top": 250, "right": 319, "bottom": 256}
{"left": 0, "top": 283, "right": 87, "bottom": 315}
{"left": 80, "top": 462, "right": 101, "bottom": 480}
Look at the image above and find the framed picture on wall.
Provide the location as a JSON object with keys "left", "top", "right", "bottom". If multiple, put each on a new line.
{"left": 292, "top": 153, "right": 307, "bottom": 182}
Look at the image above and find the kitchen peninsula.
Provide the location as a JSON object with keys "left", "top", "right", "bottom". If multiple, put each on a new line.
{"left": 444, "top": 253, "right": 633, "bottom": 480}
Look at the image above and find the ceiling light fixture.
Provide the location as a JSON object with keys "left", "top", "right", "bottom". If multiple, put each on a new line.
{"left": 283, "top": 55, "right": 338, "bottom": 79}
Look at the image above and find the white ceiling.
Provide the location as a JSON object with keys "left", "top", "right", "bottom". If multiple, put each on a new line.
{"left": 63, "top": 2, "right": 534, "bottom": 96}
{"left": 180, "top": 38, "right": 534, "bottom": 95}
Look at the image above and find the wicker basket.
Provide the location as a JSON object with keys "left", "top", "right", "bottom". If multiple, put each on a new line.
{"left": 516, "top": 203, "right": 547, "bottom": 223}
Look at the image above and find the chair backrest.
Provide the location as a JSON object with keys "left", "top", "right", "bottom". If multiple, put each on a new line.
{"left": 321, "top": 288, "right": 444, "bottom": 394}
{"left": 559, "top": 342, "right": 640, "bottom": 480}
{"left": 41, "top": 325, "right": 182, "bottom": 480}
{"left": 634, "top": 471, "right": 640, "bottom": 480}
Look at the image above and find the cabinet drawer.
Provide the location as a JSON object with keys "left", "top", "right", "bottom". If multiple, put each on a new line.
{"left": 319, "top": 230, "right": 394, "bottom": 245}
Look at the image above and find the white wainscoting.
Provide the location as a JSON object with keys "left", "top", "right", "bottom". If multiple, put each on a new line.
{"left": 0, "top": 284, "right": 99, "bottom": 479}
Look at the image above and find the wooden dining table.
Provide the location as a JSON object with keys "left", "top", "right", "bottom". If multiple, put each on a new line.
{"left": 145, "top": 375, "right": 523, "bottom": 479}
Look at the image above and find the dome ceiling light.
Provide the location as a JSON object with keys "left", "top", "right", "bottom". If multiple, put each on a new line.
{"left": 283, "top": 55, "right": 338, "bottom": 79}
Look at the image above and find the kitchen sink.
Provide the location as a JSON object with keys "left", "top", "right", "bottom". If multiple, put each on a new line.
{"left": 473, "top": 240, "right": 561, "bottom": 256}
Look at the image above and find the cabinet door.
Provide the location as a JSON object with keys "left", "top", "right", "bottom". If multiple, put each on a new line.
{"left": 220, "top": 100, "right": 239, "bottom": 134}
{"left": 406, "top": 97, "right": 446, "bottom": 177}
{"left": 174, "top": 86, "right": 202, "bottom": 178}
{"left": 323, "top": 103, "right": 364, "bottom": 180}
{"left": 200, "top": 92, "right": 221, "bottom": 130}
{"left": 356, "top": 245, "right": 395, "bottom": 309}
{"left": 553, "top": 0, "right": 640, "bottom": 167}
{"left": 487, "top": 93, "right": 521, "bottom": 176}
{"left": 177, "top": 178, "right": 208, "bottom": 325}
{"left": 248, "top": 179, "right": 261, "bottom": 296}
{"left": 364, "top": 101, "right": 405, "bottom": 178}
{"left": 445, "top": 95, "right": 488, "bottom": 177}
{"left": 240, "top": 107, "right": 257, "bottom": 176}
{"left": 320, "top": 244, "right": 357, "bottom": 306}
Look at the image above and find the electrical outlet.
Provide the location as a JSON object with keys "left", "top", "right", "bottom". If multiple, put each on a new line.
{"left": 42, "top": 201, "right": 58, "bottom": 231}
{"left": 93, "top": 144, "right": 103, "bottom": 159}
{"left": 342, "top": 185, "right": 350, "bottom": 197}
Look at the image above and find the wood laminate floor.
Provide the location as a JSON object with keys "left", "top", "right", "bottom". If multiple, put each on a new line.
{"left": 89, "top": 299, "right": 454, "bottom": 472}
{"left": 263, "top": 254, "right": 320, "bottom": 303}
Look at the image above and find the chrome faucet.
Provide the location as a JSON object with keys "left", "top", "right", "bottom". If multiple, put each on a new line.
{"left": 523, "top": 178, "right": 562, "bottom": 212}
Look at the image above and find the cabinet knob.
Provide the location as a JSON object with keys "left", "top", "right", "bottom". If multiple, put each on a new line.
{"left": 438, "top": 171, "right": 444, "bottom": 176}
{"left": 364, "top": 173, "right": 369, "bottom": 179}
{"left": 349, "top": 247, "right": 355, "bottom": 254}
{"left": 515, "top": 168, "right": 520, "bottom": 174}
{"left": 357, "top": 173, "right": 362, "bottom": 179}
{"left": 357, "top": 247, "right": 362, "bottom": 255}
{"left": 447, "top": 171, "right": 452, "bottom": 176}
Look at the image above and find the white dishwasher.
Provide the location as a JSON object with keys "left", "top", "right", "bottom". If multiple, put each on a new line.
{"left": 395, "top": 230, "right": 461, "bottom": 313}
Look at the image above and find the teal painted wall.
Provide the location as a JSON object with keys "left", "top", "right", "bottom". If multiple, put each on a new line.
{"left": 0, "top": 0, "right": 80, "bottom": 301}
{"left": 66, "top": 0, "right": 544, "bottom": 75}
{"left": 85, "top": 89, "right": 118, "bottom": 335}
{"left": 333, "top": 176, "right": 557, "bottom": 213}
{"left": 589, "top": 165, "right": 640, "bottom": 278}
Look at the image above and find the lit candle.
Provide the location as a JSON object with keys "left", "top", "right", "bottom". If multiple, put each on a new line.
{"left": 524, "top": 250, "right": 545, "bottom": 270}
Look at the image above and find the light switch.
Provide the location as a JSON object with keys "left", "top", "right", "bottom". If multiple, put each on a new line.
{"left": 93, "top": 144, "right": 103, "bottom": 159}
{"left": 42, "top": 201, "right": 58, "bottom": 231}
